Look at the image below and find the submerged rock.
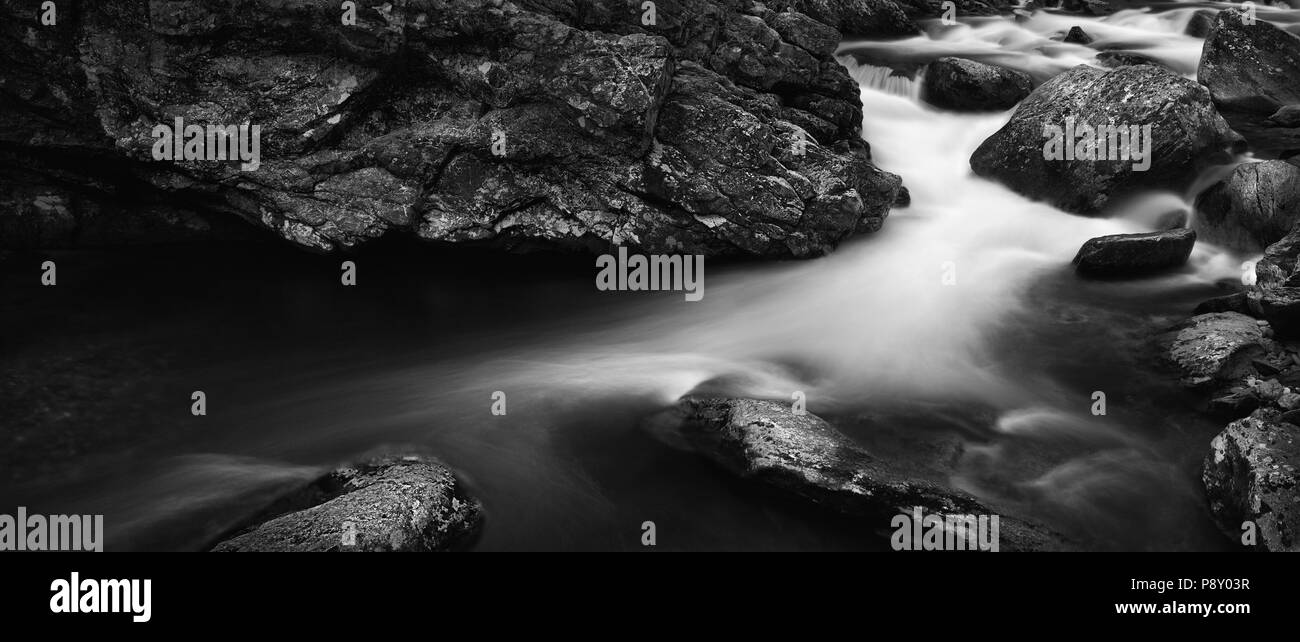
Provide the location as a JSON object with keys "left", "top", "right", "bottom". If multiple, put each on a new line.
{"left": 1072, "top": 228, "right": 1195, "bottom": 277}
{"left": 0, "top": 0, "right": 903, "bottom": 258}
{"left": 1195, "top": 160, "right": 1300, "bottom": 252}
{"left": 1164, "top": 312, "right": 1267, "bottom": 388}
{"left": 970, "top": 64, "right": 1240, "bottom": 215}
{"left": 1203, "top": 411, "right": 1300, "bottom": 551}
{"left": 645, "top": 396, "right": 1069, "bottom": 550}
{"left": 921, "top": 57, "right": 1033, "bottom": 112}
{"left": 1198, "top": 9, "right": 1300, "bottom": 113}
{"left": 211, "top": 455, "right": 482, "bottom": 552}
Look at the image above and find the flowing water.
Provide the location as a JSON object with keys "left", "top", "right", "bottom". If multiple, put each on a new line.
{"left": 2, "top": 2, "right": 1289, "bottom": 551}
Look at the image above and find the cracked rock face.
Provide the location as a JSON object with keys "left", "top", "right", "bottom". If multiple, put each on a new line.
{"left": 1203, "top": 411, "right": 1300, "bottom": 551}
{"left": 0, "top": 0, "right": 902, "bottom": 258}
{"left": 210, "top": 455, "right": 482, "bottom": 552}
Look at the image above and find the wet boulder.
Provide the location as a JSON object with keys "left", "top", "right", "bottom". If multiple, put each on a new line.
{"left": 1072, "top": 228, "right": 1196, "bottom": 277}
{"left": 1198, "top": 9, "right": 1300, "bottom": 113}
{"left": 921, "top": 57, "right": 1033, "bottom": 112}
{"left": 1164, "top": 312, "right": 1268, "bottom": 388}
{"left": 970, "top": 64, "right": 1240, "bottom": 214}
{"left": 645, "top": 396, "right": 1070, "bottom": 550}
{"left": 211, "top": 455, "right": 482, "bottom": 552}
{"left": 1203, "top": 411, "right": 1300, "bottom": 551}
{"left": 1063, "top": 26, "right": 1093, "bottom": 45}
{"left": 1195, "top": 160, "right": 1300, "bottom": 252}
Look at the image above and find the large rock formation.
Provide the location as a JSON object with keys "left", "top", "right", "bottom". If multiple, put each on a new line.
{"left": 1198, "top": 8, "right": 1300, "bottom": 113}
{"left": 211, "top": 454, "right": 482, "bottom": 552}
{"left": 1203, "top": 410, "right": 1300, "bottom": 551}
{"left": 970, "top": 64, "right": 1239, "bottom": 215}
{"left": 1195, "top": 161, "right": 1300, "bottom": 252}
{"left": 645, "top": 396, "right": 1070, "bottom": 550}
{"left": 0, "top": 0, "right": 903, "bottom": 258}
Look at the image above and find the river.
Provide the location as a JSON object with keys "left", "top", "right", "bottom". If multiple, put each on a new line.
{"left": 4, "top": 1, "right": 1291, "bottom": 551}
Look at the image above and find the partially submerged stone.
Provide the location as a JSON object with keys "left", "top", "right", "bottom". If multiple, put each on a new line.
{"left": 645, "top": 396, "right": 1070, "bottom": 550}
{"left": 211, "top": 454, "right": 482, "bottom": 552}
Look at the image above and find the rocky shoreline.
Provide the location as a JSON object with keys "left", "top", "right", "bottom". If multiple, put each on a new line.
{"left": 1153, "top": 10, "right": 1300, "bottom": 551}
{"left": 5, "top": 2, "right": 1300, "bottom": 551}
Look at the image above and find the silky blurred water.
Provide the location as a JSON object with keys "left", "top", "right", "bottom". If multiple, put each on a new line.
{"left": 4, "top": 2, "right": 1290, "bottom": 551}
